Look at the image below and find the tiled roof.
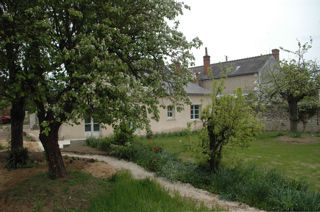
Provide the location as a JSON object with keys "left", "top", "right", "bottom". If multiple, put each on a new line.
{"left": 184, "top": 82, "right": 211, "bottom": 95}
{"left": 190, "top": 54, "right": 276, "bottom": 80}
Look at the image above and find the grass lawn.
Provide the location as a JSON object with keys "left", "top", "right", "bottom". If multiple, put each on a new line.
{"left": 139, "top": 131, "right": 320, "bottom": 191}
{"left": 1, "top": 170, "right": 215, "bottom": 211}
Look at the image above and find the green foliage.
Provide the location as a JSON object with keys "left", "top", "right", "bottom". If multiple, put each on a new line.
{"left": 262, "top": 39, "right": 320, "bottom": 131}
{"left": 210, "top": 165, "right": 320, "bottom": 211}
{"left": 87, "top": 136, "right": 320, "bottom": 211}
{"left": 298, "top": 96, "right": 320, "bottom": 130}
{"left": 5, "top": 148, "right": 30, "bottom": 169}
{"left": 88, "top": 171, "right": 214, "bottom": 212}
{"left": 86, "top": 137, "right": 113, "bottom": 151}
{"left": 146, "top": 127, "right": 153, "bottom": 139}
{"left": 201, "top": 80, "right": 261, "bottom": 171}
{"left": 2, "top": 0, "right": 201, "bottom": 177}
{"left": 4, "top": 170, "right": 214, "bottom": 211}
{"left": 146, "top": 129, "right": 200, "bottom": 139}
{"left": 113, "top": 121, "right": 135, "bottom": 145}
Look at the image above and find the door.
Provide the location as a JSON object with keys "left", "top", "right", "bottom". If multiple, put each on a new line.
{"left": 84, "top": 117, "right": 101, "bottom": 138}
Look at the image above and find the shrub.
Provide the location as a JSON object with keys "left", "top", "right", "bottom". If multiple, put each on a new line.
{"left": 146, "top": 128, "right": 153, "bottom": 139}
{"left": 109, "top": 143, "right": 137, "bottom": 160}
{"left": 86, "top": 137, "right": 100, "bottom": 148}
{"left": 6, "top": 147, "right": 29, "bottom": 169}
{"left": 86, "top": 137, "right": 113, "bottom": 152}
{"left": 209, "top": 165, "right": 320, "bottom": 211}
{"left": 113, "top": 122, "right": 135, "bottom": 145}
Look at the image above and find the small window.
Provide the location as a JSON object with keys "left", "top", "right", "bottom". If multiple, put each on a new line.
{"left": 190, "top": 105, "right": 201, "bottom": 120}
{"left": 167, "top": 105, "right": 175, "bottom": 119}
{"left": 84, "top": 117, "right": 100, "bottom": 132}
{"left": 93, "top": 123, "right": 100, "bottom": 131}
{"left": 85, "top": 117, "right": 92, "bottom": 132}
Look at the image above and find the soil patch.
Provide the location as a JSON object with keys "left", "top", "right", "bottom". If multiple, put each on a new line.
{"left": 0, "top": 153, "right": 117, "bottom": 212}
{"left": 62, "top": 144, "right": 107, "bottom": 155}
{"left": 83, "top": 161, "right": 117, "bottom": 178}
{"left": 278, "top": 135, "right": 319, "bottom": 144}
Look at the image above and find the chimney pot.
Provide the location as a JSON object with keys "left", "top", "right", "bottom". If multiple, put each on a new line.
{"left": 203, "top": 47, "right": 210, "bottom": 76}
{"left": 272, "top": 49, "right": 280, "bottom": 61}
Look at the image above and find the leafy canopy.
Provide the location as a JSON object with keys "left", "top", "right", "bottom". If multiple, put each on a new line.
{"left": 24, "top": 0, "right": 201, "bottom": 131}
{"left": 201, "top": 79, "right": 261, "bottom": 170}
{"left": 263, "top": 39, "right": 319, "bottom": 103}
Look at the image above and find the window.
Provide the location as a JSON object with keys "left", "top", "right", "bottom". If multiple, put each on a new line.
{"left": 85, "top": 116, "right": 100, "bottom": 132}
{"left": 167, "top": 105, "right": 175, "bottom": 119}
{"left": 85, "top": 117, "right": 91, "bottom": 132}
{"left": 190, "top": 105, "right": 201, "bottom": 120}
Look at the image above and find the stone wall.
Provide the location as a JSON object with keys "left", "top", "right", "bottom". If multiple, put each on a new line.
{"left": 261, "top": 107, "right": 320, "bottom": 132}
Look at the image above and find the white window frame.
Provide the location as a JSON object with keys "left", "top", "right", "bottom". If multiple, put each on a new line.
{"left": 167, "top": 105, "right": 175, "bottom": 119}
{"left": 190, "top": 104, "right": 201, "bottom": 120}
{"left": 85, "top": 117, "right": 100, "bottom": 132}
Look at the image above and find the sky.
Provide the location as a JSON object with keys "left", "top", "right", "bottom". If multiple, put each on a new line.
{"left": 177, "top": 0, "right": 320, "bottom": 66}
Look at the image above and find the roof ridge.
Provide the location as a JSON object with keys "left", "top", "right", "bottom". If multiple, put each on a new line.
{"left": 213, "top": 54, "right": 272, "bottom": 65}
{"left": 190, "top": 54, "right": 272, "bottom": 68}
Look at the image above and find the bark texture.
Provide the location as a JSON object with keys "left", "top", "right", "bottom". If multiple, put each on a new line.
{"left": 10, "top": 97, "right": 26, "bottom": 151}
{"left": 207, "top": 121, "right": 222, "bottom": 172}
{"left": 39, "top": 122, "right": 67, "bottom": 178}
{"left": 288, "top": 99, "right": 298, "bottom": 132}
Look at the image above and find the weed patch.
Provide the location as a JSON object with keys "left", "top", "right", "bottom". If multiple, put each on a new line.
{"left": 89, "top": 172, "right": 214, "bottom": 211}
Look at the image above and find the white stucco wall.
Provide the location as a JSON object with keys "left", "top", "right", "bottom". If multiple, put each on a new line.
{"left": 200, "top": 74, "right": 258, "bottom": 94}
{"left": 58, "top": 94, "right": 211, "bottom": 140}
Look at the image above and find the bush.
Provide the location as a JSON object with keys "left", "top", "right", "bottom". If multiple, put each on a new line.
{"left": 86, "top": 137, "right": 113, "bottom": 152}
{"left": 109, "top": 143, "right": 137, "bottom": 160}
{"left": 209, "top": 165, "right": 320, "bottom": 211}
{"left": 113, "top": 122, "right": 135, "bottom": 145}
{"left": 6, "top": 147, "right": 29, "bottom": 169}
{"left": 86, "top": 137, "right": 100, "bottom": 148}
{"left": 146, "top": 128, "right": 153, "bottom": 139}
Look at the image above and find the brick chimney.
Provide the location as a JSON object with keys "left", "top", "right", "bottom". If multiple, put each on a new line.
{"left": 203, "top": 47, "right": 210, "bottom": 76}
{"left": 272, "top": 49, "right": 280, "bottom": 61}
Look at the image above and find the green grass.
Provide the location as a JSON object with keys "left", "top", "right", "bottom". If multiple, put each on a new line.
{"left": 223, "top": 132, "right": 320, "bottom": 190}
{"left": 87, "top": 134, "right": 320, "bottom": 211}
{"left": 140, "top": 133, "right": 206, "bottom": 164}
{"left": 89, "top": 172, "right": 216, "bottom": 212}
{"left": 3, "top": 170, "right": 215, "bottom": 211}
{"left": 139, "top": 131, "right": 320, "bottom": 191}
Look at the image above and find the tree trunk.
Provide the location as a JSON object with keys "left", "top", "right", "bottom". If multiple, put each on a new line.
{"left": 207, "top": 122, "right": 221, "bottom": 172}
{"left": 10, "top": 97, "right": 26, "bottom": 151}
{"left": 288, "top": 99, "right": 299, "bottom": 132}
{"left": 39, "top": 123, "right": 67, "bottom": 178}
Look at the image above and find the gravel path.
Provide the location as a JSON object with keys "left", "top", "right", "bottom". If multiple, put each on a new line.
{"left": 62, "top": 152, "right": 262, "bottom": 212}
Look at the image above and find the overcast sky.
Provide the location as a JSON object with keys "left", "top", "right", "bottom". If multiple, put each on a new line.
{"left": 178, "top": 0, "right": 320, "bottom": 66}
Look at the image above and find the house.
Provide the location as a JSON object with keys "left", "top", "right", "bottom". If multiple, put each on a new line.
{"left": 56, "top": 82, "right": 211, "bottom": 141}
{"left": 30, "top": 48, "right": 283, "bottom": 143}
{"left": 191, "top": 48, "right": 280, "bottom": 94}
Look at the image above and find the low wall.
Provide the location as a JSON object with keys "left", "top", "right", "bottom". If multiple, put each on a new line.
{"left": 261, "top": 107, "right": 320, "bottom": 132}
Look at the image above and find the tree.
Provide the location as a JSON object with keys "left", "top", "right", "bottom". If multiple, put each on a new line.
{"left": 0, "top": 1, "right": 43, "bottom": 167}
{"left": 201, "top": 80, "right": 260, "bottom": 171}
{"left": 263, "top": 39, "right": 320, "bottom": 132}
{"left": 25, "top": 0, "right": 200, "bottom": 178}
{"left": 298, "top": 96, "right": 320, "bottom": 131}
